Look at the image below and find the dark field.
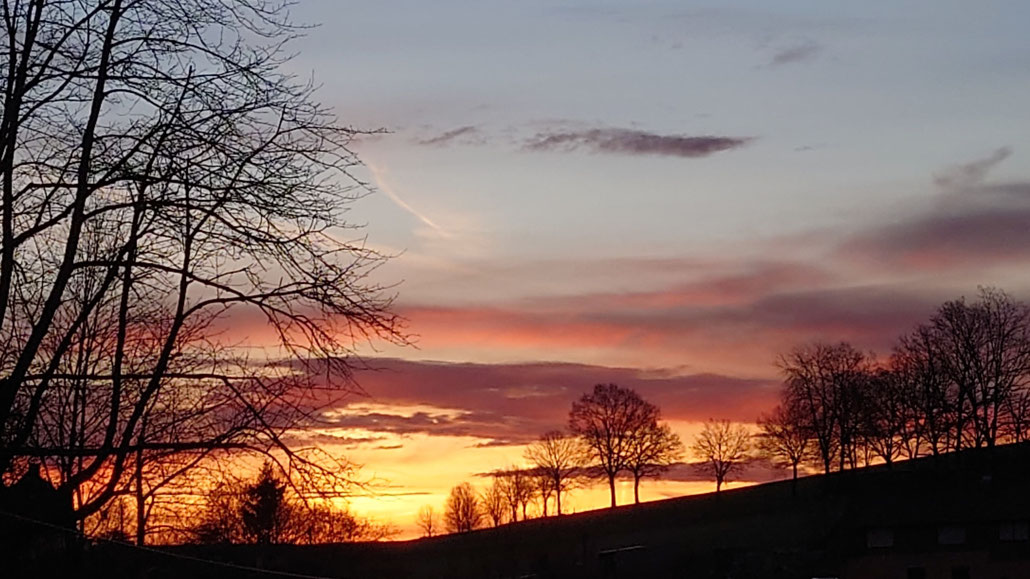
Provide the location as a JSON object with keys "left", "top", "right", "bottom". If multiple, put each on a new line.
{"left": 70, "top": 443, "right": 1030, "bottom": 579}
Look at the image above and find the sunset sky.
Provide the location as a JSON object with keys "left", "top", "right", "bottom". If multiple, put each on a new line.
{"left": 271, "top": 1, "right": 1030, "bottom": 536}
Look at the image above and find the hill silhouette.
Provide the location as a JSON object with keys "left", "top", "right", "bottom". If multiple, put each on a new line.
{"left": 81, "top": 442, "right": 1030, "bottom": 578}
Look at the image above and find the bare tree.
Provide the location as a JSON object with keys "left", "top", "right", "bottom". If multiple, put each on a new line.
{"left": 1005, "top": 387, "right": 1030, "bottom": 443}
{"left": 569, "top": 383, "right": 659, "bottom": 508}
{"left": 859, "top": 368, "right": 908, "bottom": 467}
{"left": 0, "top": 0, "right": 404, "bottom": 532}
{"left": 480, "top": 477, "right": 507, "bottom": 527}
{"left": 691, "top": 420, "right": 752, "bottom": 492}
{"left": 929, "top": 288, "right": 1030, "bottom": 450}
{"left": 532, "top": 469, "right": 555, "bottom": 517}
{"left": 497, "top": 466, "right": 534, "bottom": 522}
{"left": 191, "top": 477, "right": 247, "bottom": 544}
{"left": 624, "top": 422, "right": 683, "bottom": 504}
{"left": 416, "top": 505, "right": 439, "bottom": 538}
{"left": 893, "top": 326, "right": 956, "bottom": 457}
{"left": 524, "top": 431, "right": 583, "bottom": 516}
{"left": 296, "top": 505, "right": 396, "bottom": 544}
{"left": 779, "top": 342, "right": 868, "bottom": 473}
{"left": 756, "top": 402, "right": 810, "bottom": 485}
{"left": 444, "top": 482, "right": 482, "bottom": 534}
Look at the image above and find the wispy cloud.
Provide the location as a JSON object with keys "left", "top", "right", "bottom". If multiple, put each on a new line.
{"left": 413, "top": 125, "right": 481, "bottom": 147}
{"left": 933, "top": 146, "right": 1013, "bottom": 190}
{"left": 364, "top": 159, "right": 453, "bottom": 239}
{"left": 524, "top": 128, "right": 752, "bottom": 158}
{"left": 768, "top": 40, "right": 822, "bottom": 66}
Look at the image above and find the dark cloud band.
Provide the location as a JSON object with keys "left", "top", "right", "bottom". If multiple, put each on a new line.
{"left": 525, "top": 128, "right": 752, "bottom": 158}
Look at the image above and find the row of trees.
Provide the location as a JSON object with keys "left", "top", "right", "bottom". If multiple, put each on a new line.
{"left": 424, "top": 419, "right": 758, "bottom": 536}
{"left": 419, "top": 440, "right": 589, "bottom": 536}
{"left": 420, "top": 385, "right": 769, "bottom": 535}
{"left": 759, "top": 288, "right": 1030, "bottom": 476}
{"left": 414, "top": 385, "right": 677, "bottom": 535}
{"left": 421, "top": 287, "right": 1030, "bottom": 537}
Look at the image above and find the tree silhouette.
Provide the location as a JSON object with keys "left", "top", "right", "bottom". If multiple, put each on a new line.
{"left": 0, "top": 0, "right": 404, "bottom": 531}
{"left": 692, "top": 420, "right": 751, "bottom": 492}
{"left": 927, "top": 288, "right": 1030, "bottom": 450}
{"left": 533, "top": 469, "right": 556, "bottom": 517}
{"left": 416, "top": 505, "right": 439, "bottom": 538}
{"left": 497, "top": 466, "right": 534, "bottom": 521}
{"left": 241, "top": 463, "right": 289, "bottom": 545}
{"left": 859, "top": 368, "right": 908, "bottom": 466}
{"left": 892, "top": 325, "right": 956, "bottom": 457}
{"left": 624, "top": 423, "right": 684, "bottom": 504}
{"left": 569, "top": 383, "right": 659, "bottom": 508}
{"left": 524, "top": 431, "right": 583, "bottom": 515}
{"left": 756, "top": 402, "right": 810, "bottom": 485}
{"left": 191, "top": 466, "right": 393, "bottom": 545}
{"left": 779, "top": 342, "right": 868, "bottom": 473}
{"left": 444, "top": 482, "right": 483, "bottom": 534}
{"left": 480, "top": 478, "right": 508, "bottom": 527}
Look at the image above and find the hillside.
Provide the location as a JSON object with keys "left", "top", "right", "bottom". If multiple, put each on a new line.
{"left": 89, "top": 442, "right": 1030, "bottom": 579}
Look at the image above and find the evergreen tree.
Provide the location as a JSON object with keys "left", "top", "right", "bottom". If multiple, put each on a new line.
{"left": 241, "top": 463, "right": 288, "bottom": 544}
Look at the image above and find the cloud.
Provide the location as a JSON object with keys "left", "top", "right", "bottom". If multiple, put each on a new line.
{"left": 524, "top": 128, "right": 752, "bottom": 158}
{"left": 768, "top": 40, "right": 822, "bottom": 66}
{"left": 566, "top": 284, "right": 939, "bottom": 356}
{"left": 283, "top": 432, "right": 387, "bottom": 448}
{"left": 471, "top": 439, "right": 525, "bottom": 448}
{"left": 316, "top": 406, "right": 544, "bottom": 446}
{"left": 413, "top": 126, "right": 481, "bottom": 147}
{"left": 832, "top": 149, "right": 1030, "bottom": 272}
{"left": 529, "top": 261, "right": 835, "bottom": 310}
{"left": 390, "top": 256, "right": 948, "bottom": 375}
{"left": 838, "top": 182, "right": 1030, "bottom": 270}
{"left": 304, "top": 359, "right": 782, "bottom": 445}
{"left": 933, "top": 146, "right": 1013, "bottom": 190}
{"left": 364, "top": 159, "right": 452, "bottom": 239}
{"left": 406, "top": 123, "right": 753, "bottom": 159}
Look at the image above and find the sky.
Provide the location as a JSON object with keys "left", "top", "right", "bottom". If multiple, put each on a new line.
{"left": 268, "top": 1, "right": 1030, "bottom": 537}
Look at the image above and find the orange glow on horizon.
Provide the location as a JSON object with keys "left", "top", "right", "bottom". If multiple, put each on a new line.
{"left": 330, "top": 419, "right": 770, "bottom": 540}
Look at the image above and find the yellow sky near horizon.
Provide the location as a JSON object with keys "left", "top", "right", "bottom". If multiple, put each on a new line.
{"left": 331, "top": 418, "right": 766, "bottom": 540}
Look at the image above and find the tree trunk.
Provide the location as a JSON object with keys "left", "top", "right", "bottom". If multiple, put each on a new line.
{"left": 608, "top": 475, "right": 616, "bottom": 508}
{"left": 134, "top": 446, "right": 145, "bottom": 545}
{"left": 633, "top": 475, "right": 640, "bottom": 504}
